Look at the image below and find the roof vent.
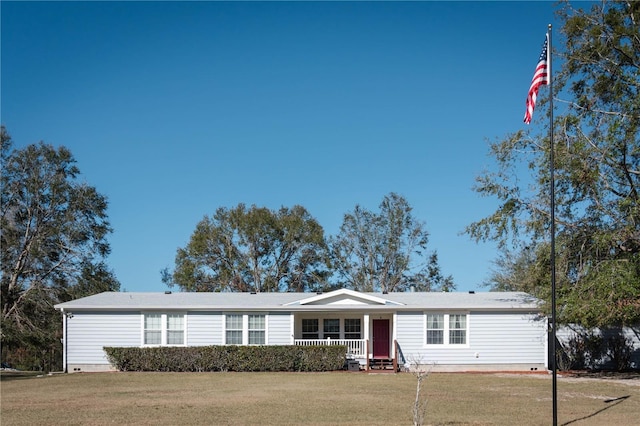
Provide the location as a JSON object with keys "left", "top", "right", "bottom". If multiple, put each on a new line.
{"left": 469, "top": 290, "right": 475, "bottom": 294}
{"left": 165, "top": 291, "right": 172, "bottom": 295}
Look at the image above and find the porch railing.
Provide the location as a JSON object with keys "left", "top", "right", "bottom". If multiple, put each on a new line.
{"left": 294, "top": 339, "right": 367, "bottom": 358}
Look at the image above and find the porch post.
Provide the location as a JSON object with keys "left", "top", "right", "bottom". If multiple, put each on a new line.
{"left": 363, "top": 314, "right": 370, "bottom": 339}
{"left": 363, "top": 314, "right": 371, "bottom": 365}
{"left": 290, "top": 313, "right": 295, "bottom": 344}
{"left": 392, "top": 313, "right": 397, "bottom": 343}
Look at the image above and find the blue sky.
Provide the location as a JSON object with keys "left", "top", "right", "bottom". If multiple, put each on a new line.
{"left": 2, "top": 1, "right": 562, "bottom": 293}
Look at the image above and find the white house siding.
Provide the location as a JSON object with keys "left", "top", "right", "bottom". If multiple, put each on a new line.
{"left": 187, "top": 312, "right": 223, "bottom": 346}
{"left": 66, "top": 311, "right": 140, "bottom": 371}
{"left": 469, "top": 312, "right": 546, "bottom": 364}
{"left": 557, "top": 325, "right": 640, "bottom": 369}
{"left": 267, "top": 312, "right": 293, "bottom": 345}
{"left": 395, "top": 311, "right": 546, "bottom": 371}
{"left": 394, "top": 311, "right": 427, "bottom": 364}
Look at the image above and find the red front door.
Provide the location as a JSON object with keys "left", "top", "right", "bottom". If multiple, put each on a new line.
{"left": 372, "top": 319, "right": 390, "bottom": 358}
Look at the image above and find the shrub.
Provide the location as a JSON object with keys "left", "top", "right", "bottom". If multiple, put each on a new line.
{"left": 562, "top": 332, "right": 604, "bottom": 370}
{"left": 604, "top": 333, "right": 633, "bottom": 372}
{"left": 560, "top": 329, "right": 634, "bottom": 371}
{"left": 103, "top": 345, "right": 347, "bottom": 372}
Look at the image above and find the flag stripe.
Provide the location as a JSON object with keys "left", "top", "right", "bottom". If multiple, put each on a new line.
{"left": 524, "top": 34, "right": 549, "bottom": 124}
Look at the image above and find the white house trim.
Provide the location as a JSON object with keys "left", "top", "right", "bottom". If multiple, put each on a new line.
{"left": 422, "top": 311, "right": 470, "bottom": 348}
{"left": 140, "top": 312, "right": 187, "bottom": 347}
{"left": 288, "top": 288, "right": 403, "bottom": 306}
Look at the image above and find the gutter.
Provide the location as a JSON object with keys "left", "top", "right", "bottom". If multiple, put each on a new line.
{"left": 61, "top": 308, "right": 67, "bottom": 374}
{"left": 53, "top": 305, "right": 541, "bottom": 313}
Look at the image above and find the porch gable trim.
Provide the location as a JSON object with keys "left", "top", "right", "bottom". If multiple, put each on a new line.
{"left": 285, "top": 289, "right": 404, "bottom": 306}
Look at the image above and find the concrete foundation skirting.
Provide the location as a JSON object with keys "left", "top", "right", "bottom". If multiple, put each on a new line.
{"left": 66, "top": 363, "right": 547, "bottom": 374}
{"left": 67, "top": 364, "right": 117, "bottom": 373}
{"left": 408, "top": 363, "right": 547, "bottom": 373}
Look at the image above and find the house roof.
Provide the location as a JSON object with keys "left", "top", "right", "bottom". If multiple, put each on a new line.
{"left": 54, "top": 289, "right": 540, "bottom": 312}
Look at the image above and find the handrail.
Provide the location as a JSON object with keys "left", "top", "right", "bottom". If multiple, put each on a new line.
{"left": 393, "top": 339, "right": 398, "bottom": 372}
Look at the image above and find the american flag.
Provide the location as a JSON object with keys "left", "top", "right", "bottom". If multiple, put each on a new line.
{"left": 524, "top": 34, "right": 549, "bottom": 124}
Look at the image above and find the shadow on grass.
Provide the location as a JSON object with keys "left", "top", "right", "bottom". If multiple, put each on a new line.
{"left": 561, "top": 395, "right": 631, "bottom": 426}
{"left": 568, "top": 371, "right": 640, "bottom": 380}
{"left": 0, "top": 371, "right": 46, "bottom": 382}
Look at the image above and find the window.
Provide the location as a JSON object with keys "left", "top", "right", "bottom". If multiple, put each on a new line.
{"left": 449, "top": 314, "right": 467, "bottom": 345}
{"left": 300, "top": 318, "right": 364, "bottom": 340}
{"left": 248, "top": 314, "right": 265, "bottom": 345}
{"left": 425, "top": 313, "right": 467, "bottom": 346}
{"left": 144, "top": 314, "right": 162, "bottom": 345}
{"left": 143, "top": 313, "right": 185, "bottom": 346}
{"left": 426, "top": 314, "right": 444, "bottom": 345}
{"left": 344, "top": 319, "right": 361, "bottom": 339}
{"left": 323, "top": 319, "right": 340, "bottom": 339}
{"left": 225, "top": 314, "right": 243, "bottom": 345}
{"left": 167, "top": 314, "right": 185, "bottom": 345}
{"left": 225, "top": 313, "right": 267, "bottom": 345}
{"left": 302, "top": 319, "right": 319, "bottom": 339}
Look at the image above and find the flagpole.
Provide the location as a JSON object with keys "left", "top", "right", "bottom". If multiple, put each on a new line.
{"left": 547, "top": 23, "right": 558, "bottom": 426}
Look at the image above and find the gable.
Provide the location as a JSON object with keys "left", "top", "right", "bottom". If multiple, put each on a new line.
{"left": 303, "top": 295, "right": 377, "bottom": 305}
{"left": 286, "top": 288, "right": 404, "bottom": 306}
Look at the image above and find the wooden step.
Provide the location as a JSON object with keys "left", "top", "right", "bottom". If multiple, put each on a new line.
{"left": 368, "top": 358, "right": 395, "bottom": 371}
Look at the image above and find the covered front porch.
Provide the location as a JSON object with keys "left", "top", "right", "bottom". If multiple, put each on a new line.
{"left": 291, "top": 313, "right": 400, "bottom": 371}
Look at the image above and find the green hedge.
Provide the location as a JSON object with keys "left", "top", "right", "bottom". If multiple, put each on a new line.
{"left": 103, "top": 345, "right": 347, "bottom": 372}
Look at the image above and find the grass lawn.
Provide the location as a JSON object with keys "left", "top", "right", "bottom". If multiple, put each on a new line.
{"left": 1, "top": 371, "right": 639, "bottom": 425}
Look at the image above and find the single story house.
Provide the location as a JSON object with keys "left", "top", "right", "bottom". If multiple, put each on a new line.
{"left": 54, "top": 289, "right": 548, "bottom": 373}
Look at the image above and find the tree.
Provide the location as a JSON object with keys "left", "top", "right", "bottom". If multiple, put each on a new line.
{"left": 163, "top": 204, "right": 331, "bottom": 292}
{"left": 1, "top": 126, "right": 119, "bottom": 369}
{"left": 70, "top": 261, "right": 121, "bottom": 299}
{"left": 485, "top": 245, "right": 543, "bottom": 294}
{"left": 466, "top": 1, "right": 639, "bottom": 328}
{"left": 330, "top": 193, "right": 454, "bottom": 293}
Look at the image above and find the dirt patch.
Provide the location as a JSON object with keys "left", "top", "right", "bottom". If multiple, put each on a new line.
{"left": 493, "top": 371, "right": 640, "bottom": 387}
{"left": 561, "top": 371, "right": 640, "bottom": 386}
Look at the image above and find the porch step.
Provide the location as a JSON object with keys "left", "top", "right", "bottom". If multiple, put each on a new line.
{"left": 368, "top": 358, "right": 396, "bottom": 371}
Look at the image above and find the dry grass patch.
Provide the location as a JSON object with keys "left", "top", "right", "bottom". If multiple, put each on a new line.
{"left": 1, "top": 371, "right": 638, "bottom": 425}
